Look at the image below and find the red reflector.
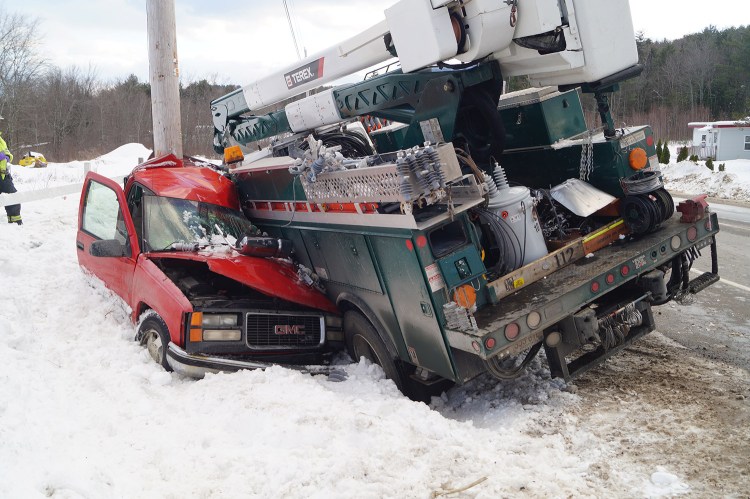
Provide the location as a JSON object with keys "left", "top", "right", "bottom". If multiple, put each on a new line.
{"left": 591, "top": 281, "right": 600, "bottom": 293}
{"left": 646, "top": 135, "right": 654, "bottom": 147}
{"left": 485, "top": 337, "right": 496, "bottom": 349}
{"left": 405, "top": 239, "right": 414, "bottom": 251}
{"left": 621, "top": 265, "right": 630, "bottom": 277}
{"left": 416, "top": 235, "right": 428, "bottom": 248}
{"left": 606, "top": 274, "right": 615, "bottom": 285}
{"left": 505, "top": 323, "right": 520, "bottom": 341}
{"left": 687, "top": 226, "right": 698, "bottom": 242}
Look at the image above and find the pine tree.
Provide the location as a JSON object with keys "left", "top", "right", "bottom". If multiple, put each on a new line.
{"left": 676, "top": 146, "right": 689, "bottom": 162}
{"left": 656, "top": 140, "right": 663, "bottom": 163}
{"left": 661, "top": 144, "right": 671, "bottom": 164}
{"left": 706, "top": 157, "right": 714, "bottom": 170}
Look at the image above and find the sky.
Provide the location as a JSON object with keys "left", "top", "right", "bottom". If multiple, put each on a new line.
{"left": 7, "top": 0, "right": 750, "bottom": 86}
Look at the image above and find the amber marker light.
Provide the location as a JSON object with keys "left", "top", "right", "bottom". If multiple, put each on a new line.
{"left": 224, "top": 145, "right": 244, "bottom": 165}
{"left": 189, "top": 312, "right": 203, "bottom": 342}
{"left": 629, "top": 148, "right": 648, "bottom": 170}
{"left": 453, "top": 284, "right": 477, "bottom": 309}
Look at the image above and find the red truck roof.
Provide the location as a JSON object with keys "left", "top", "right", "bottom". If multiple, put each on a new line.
{"left": 129, "top": 155, "right": 239, "bottom": 210}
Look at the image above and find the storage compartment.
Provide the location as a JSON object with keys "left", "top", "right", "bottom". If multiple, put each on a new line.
{"left": 498, "top": 87, "right": 587, "bottom": 149}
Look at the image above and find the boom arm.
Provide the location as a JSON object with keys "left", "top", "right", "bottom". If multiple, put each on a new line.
{"left": 212, "top": 0, "right": 640, "bottom": 153}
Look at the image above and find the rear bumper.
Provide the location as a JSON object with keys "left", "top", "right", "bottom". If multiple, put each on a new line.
{"left": 166, "top": 343, "right": 335, "bottom": 378}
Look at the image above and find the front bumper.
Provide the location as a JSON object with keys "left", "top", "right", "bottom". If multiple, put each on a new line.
{"left": 166, "top": 343, "right": 336, "bottom": 379}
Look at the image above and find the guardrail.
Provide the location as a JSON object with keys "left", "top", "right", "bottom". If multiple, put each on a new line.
{"left": 0, "top": 162, "right": 128, "bottom": 208}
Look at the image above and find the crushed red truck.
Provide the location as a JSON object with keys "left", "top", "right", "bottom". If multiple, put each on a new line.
{"left": 77, "top": 0, "right": 720, "bottom": 400}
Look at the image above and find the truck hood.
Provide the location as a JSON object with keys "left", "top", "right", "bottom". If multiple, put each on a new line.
{"left": 148, "top": 251, "right": 338, "bottom": 314}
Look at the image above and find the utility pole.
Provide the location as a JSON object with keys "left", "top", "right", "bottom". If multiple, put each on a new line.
{"left": 147, "top": 0, "right": 183, "bottom": 158}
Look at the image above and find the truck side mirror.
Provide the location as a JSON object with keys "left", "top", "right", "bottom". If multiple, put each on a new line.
{"left": 90, "top": 239, "right": 128, "bottom": 258}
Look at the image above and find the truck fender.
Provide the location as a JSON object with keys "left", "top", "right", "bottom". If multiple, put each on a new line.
{"left": 335, "top": 292, "right": 399, "bottom": 360}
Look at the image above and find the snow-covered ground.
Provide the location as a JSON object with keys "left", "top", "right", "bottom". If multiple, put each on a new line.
{"left": 9, "top": 144, "right": 152, "bottom": 191}
{"left": 1, "top": 145, "right": 747, "bottom": 498}
{"left": 661, "top": 142, "right": 750, "bottom": 201}
{"left": 661, "top": 158, "right": 750, "bottom": 201}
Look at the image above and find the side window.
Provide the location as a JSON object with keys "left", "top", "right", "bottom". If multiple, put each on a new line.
{"left": 82, "top": 180, "right": 127, "bottom": 244}
{"left": 127, "top": 183, "right": 151, "bottom": 246}
{"left": 745, "top": 136, "right": 750, "bottom": 151}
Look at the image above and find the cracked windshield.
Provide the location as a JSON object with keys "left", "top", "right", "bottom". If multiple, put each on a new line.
{"left": 143, "top": 196, "right": 256, "bottom": 251}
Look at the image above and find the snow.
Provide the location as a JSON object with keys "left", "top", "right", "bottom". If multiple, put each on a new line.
{"left": 0, "top": 143, "right": 744, "bottom": 497}
{"left": 9, "top": 143, "right": 151, "bottom": 191}
{"left": 661, "top": 157, "right": 750, "bottom": 201}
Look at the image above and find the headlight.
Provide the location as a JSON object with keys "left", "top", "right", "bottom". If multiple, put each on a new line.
{"left": 203, "top": 329, "right": 242, "bottom": 341}
{"left": 202, "top": 314, "right": 239, "bottom": 327}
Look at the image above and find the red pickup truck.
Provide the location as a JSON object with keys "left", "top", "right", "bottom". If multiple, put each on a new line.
{"left": 76, "top": 155, "right": 340, "bottom": 377}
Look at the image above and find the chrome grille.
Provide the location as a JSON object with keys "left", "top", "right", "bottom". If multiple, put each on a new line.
{"left": 245, "top": 312, "right": 324, "bottom": 349}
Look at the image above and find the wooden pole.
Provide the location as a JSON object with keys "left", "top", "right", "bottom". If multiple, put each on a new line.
{"left": 147, "top": 0, "right": 183, "bottom": 158}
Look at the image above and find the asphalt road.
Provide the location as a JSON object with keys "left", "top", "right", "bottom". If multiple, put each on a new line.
{"left": 654, "top": 198, "right": 750, "bottom": 372}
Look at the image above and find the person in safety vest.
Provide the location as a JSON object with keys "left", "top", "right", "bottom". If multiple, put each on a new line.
{"left": 0, "top": 115, "right": 22, "bottom": 225}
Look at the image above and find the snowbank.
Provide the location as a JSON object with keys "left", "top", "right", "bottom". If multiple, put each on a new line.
{"left": 8, "top": 143, "right": 151, "bottom": 191}
{"left": 661, "top": 158, "right": 750, "bottom": 201}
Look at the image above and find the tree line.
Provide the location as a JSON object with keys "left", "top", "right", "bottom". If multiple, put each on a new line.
{"left": 0, "top": 8, "right": 236, "bottom": 162}
{"left": 1, "top": 6, "right": 748, "bottom": 162}
{"left": 583, "top": 25, "right": 749, "bottom": 142}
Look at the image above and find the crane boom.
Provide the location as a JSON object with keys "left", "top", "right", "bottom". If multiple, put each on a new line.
{"left": 211, "top": 0, "right": 640, "bottom": 153}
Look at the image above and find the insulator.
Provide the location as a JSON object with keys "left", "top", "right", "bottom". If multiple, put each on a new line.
{"left": 400, "top": 182, "right": 414, "bottom": 201}
{"left": 396, "top": 155, "right": 410, "bottom": 178}
{"left": 306, "top": 156, "right": 326, "bottom": 182}
{"left": 493, "top": 162, "right": 510, "bottom": 191}
{"left": 406, "top": 152, "right": 430, "bottom": 195}
{"left": 422, "top": 143, "right": 444, "bottom": 187}
{"left": 170, "top": 242, "right": 199, "bottom": 252}
{"left": 236, "top": 236, "right": 292, "bottom": 258}
{"left": 405, "top": 152, "right": 420, "bottom": 175}
{"left": 484, "top": 172, "right": 498, "bottom": 197}
{"left": 414, "top": 149, "right": 429, "bottom": 170}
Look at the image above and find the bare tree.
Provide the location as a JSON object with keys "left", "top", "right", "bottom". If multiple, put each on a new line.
{"left": 0, "top": 8, "right": 45, "bottom": 149}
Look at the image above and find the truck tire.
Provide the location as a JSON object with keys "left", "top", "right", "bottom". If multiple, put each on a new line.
{"left": 344, "top": 310, "right": 405, "bottom": 393}
{"left": 137, "top": 312, "right": 172, "bottom": 371}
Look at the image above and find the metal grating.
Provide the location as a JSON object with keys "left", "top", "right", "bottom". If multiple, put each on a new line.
{"left": 246, "top": 312, "right": 323, "bottom": 349}
{"left": 300, "top": 163, "right": 406, "bottom": 203}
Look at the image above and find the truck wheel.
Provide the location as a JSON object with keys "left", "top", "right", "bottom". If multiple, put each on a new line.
{"left": 344, "top": 311, "right": 404, "bottom": 393}
{"left": 137, "top": 312, "right": 172, "bottom": 371}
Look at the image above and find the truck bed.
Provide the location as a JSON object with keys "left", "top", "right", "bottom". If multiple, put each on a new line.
{"left": 446, "top": 213, "right": 720, "bottom": 358}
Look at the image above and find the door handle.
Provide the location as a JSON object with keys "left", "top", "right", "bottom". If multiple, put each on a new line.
{"left": 76, "top": 241, "right": 84, "bottom": 251}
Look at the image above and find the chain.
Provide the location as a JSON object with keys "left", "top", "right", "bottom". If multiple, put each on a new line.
{"left": 579, "top": 130, "right": 594, "bottom": 182}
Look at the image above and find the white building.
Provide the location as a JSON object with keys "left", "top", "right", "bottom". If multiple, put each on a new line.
{"left": 688, "top": 118, "right": 750, "bottom": 161}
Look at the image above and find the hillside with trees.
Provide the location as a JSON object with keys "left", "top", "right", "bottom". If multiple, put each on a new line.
{"left": 0, "top": 8, "right": 236, "bottom": 162}
{"left": 1, "top": 5, "right": 748, "bottom": 162}
{"left": 610, "top": 26, "right": 750, "bottom": 141}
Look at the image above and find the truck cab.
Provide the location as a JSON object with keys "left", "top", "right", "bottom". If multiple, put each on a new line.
{"left": 76, "top": 155, "right": 340, "bottom": 377}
